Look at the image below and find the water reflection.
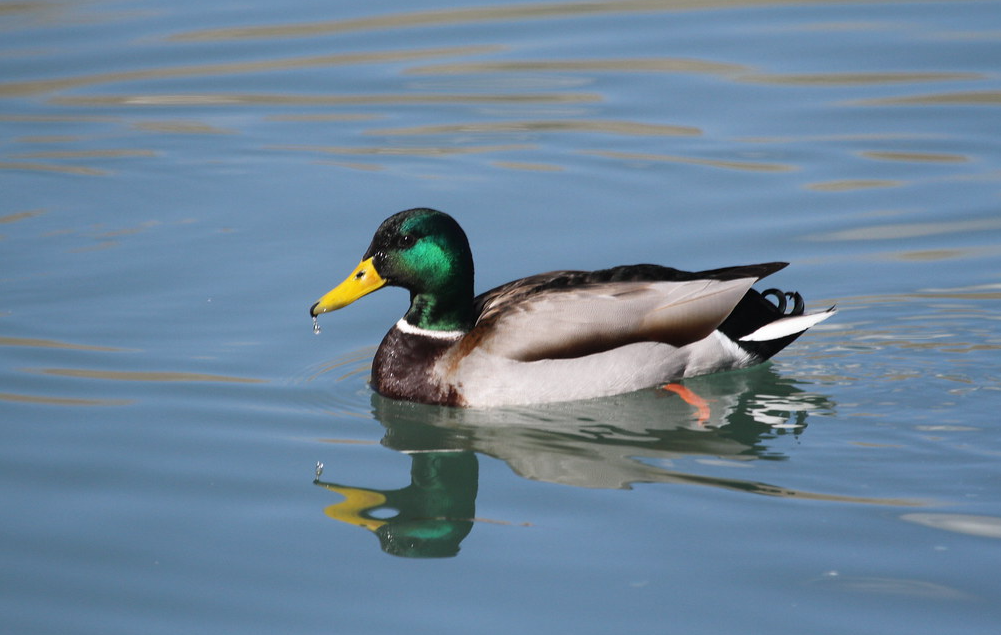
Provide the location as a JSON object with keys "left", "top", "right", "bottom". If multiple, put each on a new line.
{"left": 859, "top": 150, "right": 968, "bottom": 164}
{"left": 809, "top": 573, "right": 971, "bottom": 600}
{"left": 405, "top": 58, "right": 747, "bottom": 76}
{"left": 805, "top": 179, "right": 903, "bottom": 192}
{"left": 583, "top": 149, "right": 794, "bottom": 172}
{"left": 50, "top": 92, "right": 600, "bottom": 107}
{"left": 314, "top": 366, "right": 920, "bottom": 557}
{"left": 853, "top": 89, "right": 1001, "bottom": 106}
{"left": 0, "top": 208, "right": 47, "bottom": 225}
{"left": 804, "top": 217, "right": 1001, "bottom": 241}
{"left": 28, "top": 367, "right": 266, "bottom": 383}
{"left": 0, "top": 391, "right": 132, "bottom": 406}
{"left": 739, "top": 71, "right": 983, "bottom": 86}
{"left": 271, "top": 142, "right": 535, "bottom": 157}
{"left": 0, "top": 160, "right": 106, "bottom": 176}
{"left": 368, "top": 120, "right": 702, "bottom": 137}
{"left": 314, "top": 452, "right": 477, "bottom": 558}
{"left": 0, "top": 335, "right": 126, "bottom": 352}
{"left": 374, "top": 366, "right": 832, "bottom": 488}
{"left": 901, "top": 513, "right": 1001, "bottom": 540}
{"left": 0, "top": 46, "right": 503, "bottom": 97}
{"left": 166, "top": 0, "right": 907, "bottom": 43}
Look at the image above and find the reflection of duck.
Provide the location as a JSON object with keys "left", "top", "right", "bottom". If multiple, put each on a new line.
{"left": 374, "top": 364, "right": 835, "bottom": 490}
{"left": 310, "top": 208, "right": 835, "bottom": 407}
{"left": 314, "top": 451, "right": 477, "bottom": 558}
{"left": 315, "top": 369, "right": 917, "bottom": 557}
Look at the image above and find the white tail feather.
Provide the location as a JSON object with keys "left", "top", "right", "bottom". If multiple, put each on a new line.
{"left": 739, "top": 308, "right": 836, "bottom": 342}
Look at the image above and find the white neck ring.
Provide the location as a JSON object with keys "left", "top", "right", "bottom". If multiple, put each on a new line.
{"left": 395, "top": 318, "right": 465, "bottom": 340}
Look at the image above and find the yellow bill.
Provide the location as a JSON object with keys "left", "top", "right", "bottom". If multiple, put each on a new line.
{"left": 310, "top": 257, "right": 386, "bottom": 317}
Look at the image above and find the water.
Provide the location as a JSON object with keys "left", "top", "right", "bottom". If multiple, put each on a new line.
{"left": 3, "top": 0, "right": 1001, "bottom": 633}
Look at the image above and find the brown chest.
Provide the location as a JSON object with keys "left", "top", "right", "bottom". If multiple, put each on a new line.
{"left": 371, "top": 327, "right": 464, "bottom": 406}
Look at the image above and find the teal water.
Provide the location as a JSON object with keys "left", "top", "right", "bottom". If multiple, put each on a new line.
{"left": 3, "top": 0, "right": 1001, "bottom": 633}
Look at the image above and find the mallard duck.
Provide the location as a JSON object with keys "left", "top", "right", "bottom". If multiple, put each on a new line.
{"left": 310, "top": 208, "right": 834, "bottom": 407}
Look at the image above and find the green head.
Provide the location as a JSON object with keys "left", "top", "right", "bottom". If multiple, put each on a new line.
{"left": 310, "top": 208, "right": 476, "bottom": 332}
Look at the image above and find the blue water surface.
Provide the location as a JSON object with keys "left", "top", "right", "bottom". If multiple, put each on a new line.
{"left": 2, "top": 1, "right": 1001, "bottom": 634}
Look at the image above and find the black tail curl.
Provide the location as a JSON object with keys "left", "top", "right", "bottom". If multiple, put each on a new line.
{"left": 759, "top": 288, "right": 805, "bottom": 316}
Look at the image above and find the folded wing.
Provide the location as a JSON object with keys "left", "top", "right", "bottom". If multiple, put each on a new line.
{"left": 469, "top": 275, "right": 760, "bottom": 362}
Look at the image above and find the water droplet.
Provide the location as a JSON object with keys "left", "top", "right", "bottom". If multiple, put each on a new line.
{"left": 312, "top": 315, "right": 321, "bottom": 335}
{"left": 315, "top": 461, "right": 324, "bottom": 478}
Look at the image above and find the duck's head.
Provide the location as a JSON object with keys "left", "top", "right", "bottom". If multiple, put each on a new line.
{"left": 310, "top": 208, "right": 476, "bottom": 331}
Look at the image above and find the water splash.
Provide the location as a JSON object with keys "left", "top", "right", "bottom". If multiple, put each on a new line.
{"left": 312, "top": 315, "right": 321, "bottom": 335}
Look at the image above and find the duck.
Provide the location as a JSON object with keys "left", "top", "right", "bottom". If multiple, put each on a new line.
{"left": 310, "top": 208, "right": 835, "bottom": 408}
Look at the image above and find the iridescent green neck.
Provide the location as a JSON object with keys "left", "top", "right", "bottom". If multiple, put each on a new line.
{"left": 404, "top": 277, "right": 475, "bottom": 332}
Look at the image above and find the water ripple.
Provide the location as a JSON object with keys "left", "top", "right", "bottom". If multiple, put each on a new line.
{"left": 0, "top": 46, "right": 503, "bottom": 97}
{"left": 584, "top": 149, "right": 795, "bottom": 172}
{"left": 405, "top": 57, "right": 748, "bottom": 76}
{"left": 367, "top": 120, "right": 701, "bottom": 137}
{"left": 50, "top": 92, "right": 601, "bottom": 107}
{"left": 26, "top": 368, "right": 266, "bottom": 383}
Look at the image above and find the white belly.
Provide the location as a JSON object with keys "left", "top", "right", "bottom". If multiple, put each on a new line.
{"left": 447, "top": 331, "right": 755, "bottom": 408}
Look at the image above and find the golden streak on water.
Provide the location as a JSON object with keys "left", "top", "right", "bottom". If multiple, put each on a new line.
{"left": 738, "top": 132, "right": 943, "bottom": 144}
{"left": 0, "top": 114, "right": 119, "bottom": 123}
{"left": 167, "top": 0, "right": 673, "bottom": 41}
{"left": 29, "top": 368, "right": 266, "bottom": 383}
{"left": 51, "top": 93, "right": 601, "bottom": 107}
{"left": 0, "top": 45, "right": 504, "bottom": 97}
{"left": 739, "top": 71, "right": 984, "bottom": 86}
{"left": 889, "top": 248, "right": 979, "bottom": 262}
{"left": 166, "top": 0, "right": 888, "bottom": 43}
{"left": 805, "top": 179, "right": 903, "bottom": 192}
{"left": 860, "top": 150, "right": 969, "bottom": 163}
{"left": 271, "top": 143, "right": 536, "bottom": 157}
{"left": 805, "top": 217, "right": 1001, "bottom": 241}
{"left": 9, "top": 149, "right": 157, "bottom": 159}
{"left": 860, "top": 150, "right": 968, "bottom": 163}
{"left": 367, "top": 120, "right": 702, "bottom": 137}
{"left": 491, "top": 160, "right": 564, "bottom": 172}
{"left": 15, "top": 135, "right": 81, "bottom": 144}
{"left": 0, "top": 336, "right": 129, "bottom": 352}
{"left": 852, "top": 90, "right": 1001, "bottom": 106}
{"left": 133, "top": 120, "right": 235, "bottom": 135}
{"left": 404, "top": 57, "right": 749, "bottom": 76}
{"left": 583, "top": 149, "right": 795, "bottom": 172}
{"left": 266, "top": 113, "right": 381, "bottom": 122}
{"left": 96, "top": 220, "right": 161, "bottom": 238}
{"left": 0, "top": 208, "right": 47, "bottom": 224}
{"left": 0, "top": 392, "right": 133, "bottom": 407}
{"left": 0, "top": 161, "right": 107, "bottom": 176}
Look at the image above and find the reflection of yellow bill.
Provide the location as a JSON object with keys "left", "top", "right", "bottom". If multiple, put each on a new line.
{"left": 310, "top": 257, "right": 385, "bottom": 316}
{"left": 319, "top": 485, "right": 388, "bottom": 532}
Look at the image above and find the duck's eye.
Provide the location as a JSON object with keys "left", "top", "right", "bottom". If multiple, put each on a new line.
{"left": 398, "top": 234, "right": 416, "bottom": 248}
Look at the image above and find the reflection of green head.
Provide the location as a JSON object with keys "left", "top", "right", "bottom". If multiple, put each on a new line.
{"left": 375, "top": 518, "right": 474, "bottom": 558}
{"left": 316, "top": 451, "right": 479, "bottom": 558}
